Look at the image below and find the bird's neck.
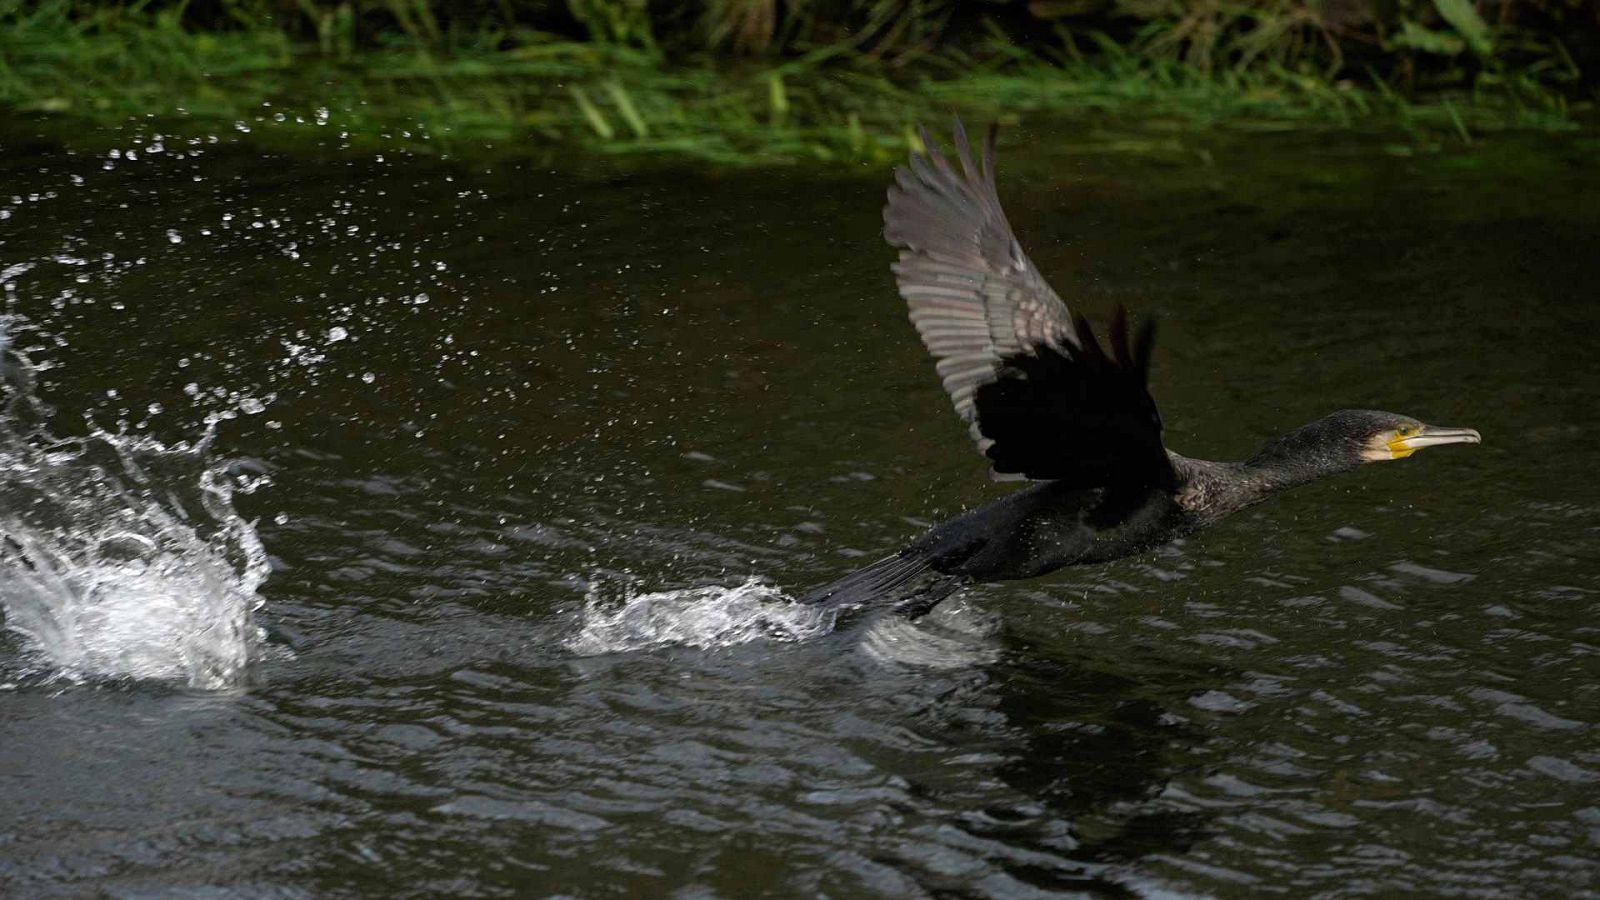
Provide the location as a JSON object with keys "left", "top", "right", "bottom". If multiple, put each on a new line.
{"left": 1171, "top": 448, "right": 1356, "bottom": 521}
{"left": 1238, "top": 456, "right": 1343, "bottom": 494}
{"left": 1243, "top": 431, "right": 1362, "bottom": 487}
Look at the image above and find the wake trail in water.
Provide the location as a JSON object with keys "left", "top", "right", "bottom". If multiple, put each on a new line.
{"left": 564, "top": 573, "right": 1003, "bottom": 669}
{"left": 0, "top": 321, "right": 270, "bottom": 689}
{"left": 565, "top": 577, "right": 838, "bottom": 655}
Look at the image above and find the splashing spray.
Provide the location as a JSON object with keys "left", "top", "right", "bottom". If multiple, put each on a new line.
{"left": 0, "top": 319, "right": 269, "bottom": 689}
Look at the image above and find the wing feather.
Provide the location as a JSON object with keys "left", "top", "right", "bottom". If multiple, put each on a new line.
{"left": 883, "top": 118, "right": 1172, "bottom": 487}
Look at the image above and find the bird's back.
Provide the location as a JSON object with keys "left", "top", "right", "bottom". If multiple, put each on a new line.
{"left": 908, "top": 479, "right": 1188, "bottom": 582}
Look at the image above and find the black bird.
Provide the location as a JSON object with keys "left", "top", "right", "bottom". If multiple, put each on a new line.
{"left": 801, "top": 120, "right": 1481, "bottom": 616}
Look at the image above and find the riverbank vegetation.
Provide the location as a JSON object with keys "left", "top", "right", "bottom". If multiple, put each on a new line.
{"left": 1, "top": 0, "right": 1594, "bottom": 162}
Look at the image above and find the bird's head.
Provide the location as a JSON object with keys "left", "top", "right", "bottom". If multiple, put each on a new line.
{"left": 1348, "top": 410, "right": 1483, "bottom": 463}
{"left": 1249, "top": 409, "right": 1481, "bottom": 474}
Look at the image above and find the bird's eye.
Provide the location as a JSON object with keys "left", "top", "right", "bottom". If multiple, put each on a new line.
{"left": 1396, "top": 424, "right": 1414, "bottom": 437}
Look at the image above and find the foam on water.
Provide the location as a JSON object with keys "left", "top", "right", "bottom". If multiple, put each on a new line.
{"left": 0, "top": 326, "right": 269, "bottom": 689}
{"left": 565, "top": 577, "right": 837, "bottom": 655}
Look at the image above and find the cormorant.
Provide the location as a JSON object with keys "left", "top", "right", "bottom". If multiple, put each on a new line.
{"left": 801, "top": 120, "right": 1481, "bottom": 616}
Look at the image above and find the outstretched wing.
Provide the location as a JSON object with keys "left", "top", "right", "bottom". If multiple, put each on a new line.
{"left": 883, "top": 118, "right": 1172, "bottom": 487}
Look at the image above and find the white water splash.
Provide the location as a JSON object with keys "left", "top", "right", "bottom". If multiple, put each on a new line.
{"left": 0, "top": 328, "right": 269, "bottom": 689}
{"left": 565, "top": 577, "right": 837, "bottom": 655}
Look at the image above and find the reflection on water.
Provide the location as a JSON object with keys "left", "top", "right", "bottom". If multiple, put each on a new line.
{"left": 0, "top": 119, "right": 1597, "bottom": 896}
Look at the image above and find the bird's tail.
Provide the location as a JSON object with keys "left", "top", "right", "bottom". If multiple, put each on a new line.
{"left": 796, "top": 547, "right": 953, "bottom": 608}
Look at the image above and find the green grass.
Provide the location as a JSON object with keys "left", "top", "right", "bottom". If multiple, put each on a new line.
{"left": 0, "top": 0, "right": 1590, "bottom": 165}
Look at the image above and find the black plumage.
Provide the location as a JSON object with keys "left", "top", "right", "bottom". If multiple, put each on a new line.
{"left": 800, "top": 120, "right": 1481, "bottom": 614}
{"left": 974, "top": 309, "right": 1168, "bottom": 487}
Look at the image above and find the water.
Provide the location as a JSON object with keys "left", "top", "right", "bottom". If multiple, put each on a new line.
{"left": 0, "top": 324, "right": 268, "bottom": 688}
{"left": 1, "top": 118, "right": 1597, "bottom": 896}
{"left": 566, "top": 577, "right": 835, "bottom": 655}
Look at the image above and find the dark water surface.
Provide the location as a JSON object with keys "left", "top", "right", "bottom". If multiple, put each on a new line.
{"left": 1, "top": 120, "right": 1598, "bottom": 897}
